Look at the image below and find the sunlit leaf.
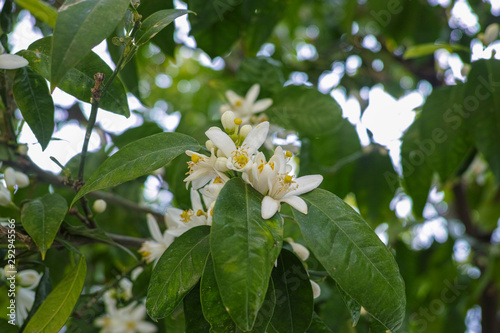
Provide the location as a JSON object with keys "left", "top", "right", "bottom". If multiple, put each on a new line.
{"left": 23, "top": 256, "right": 86, "bottom": 333}
{"left": 135, "top": 9, "right": 191, "bottom": 45}
{"left": 211, "top": 178, "right": 283, "bottom": 331}
{"left": 293, "top": 189, "right": 406, "bottom": 332}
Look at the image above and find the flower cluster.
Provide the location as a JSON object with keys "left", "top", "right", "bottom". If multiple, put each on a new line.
{"left": 139, "top": 92, "right": 321, "bottom": 264}
{"left": 220, "top": 84, "right": 272, "bottom": 124}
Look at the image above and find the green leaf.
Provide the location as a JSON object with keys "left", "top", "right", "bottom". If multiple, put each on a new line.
{"left": 236, "top": 57, "right": 285, "bottom": 92}
{"left": 146, "top": 226, "right": 211, "bottom": 320}
{"left": 21, "top": 37, "right": 129, "bottom": 116}
{"left": 72, "top": 132, "right": 201, "bottom": 205}
{"left": 50, "top": 0, "right": 129, "bottom": 90}
{"left": 184, "top": 282, "right": 211, "bottom": 332}
{"left": 23, "top": 256, "right": 87, "bottom": 333}
{"left": 112, "top": 122, "right": 163, "bottom": 149}
{"left": 270, "top": 249, "right": 313, "bottom": 333}
{"left": 403, "top": 43, "right": 469, "bottom": 59}
{"left": 464, "top": 59, "right": 500, "bottom": 183}
{"left": 14, "top": 0, "right": 57, "bottom": 28}
{"left": 13, "top": 66, "right": 54, "bottom": 150}
{"left": 210, "top": 178, "right": 283, "bottom": 331}
{"left": 306, "top": 313, "right": 333, "bottom": 333}
{"left": 200, "top": 255, "right": 237, "bottom": 333}
{"left": 336, "top": 283, "right": 361, "bottom": 327}
{"left": 268, "top": 86, "right": 344, "bottom": 137}
{"left": 137, "top": 0, "right": 176, "bottom": 58}
{"left": 251, "top": 279, "right": 276, "bottom": 333}
{"left": 21, "top": 193, "right": 68, "bottom": 259}
{"left": 418, "top": 85, "right": 474, "bottom": 182}
{"left": 0, "top": 0, "right": 14, "bottom": 34}
{"left": 352, "top": 149, "right": 397, "bottom": 224}
{"left": 401, "top": 118, "right": 433, "bottom": 216}
{"left": 135, "top": 9, "right": 191, "bottom": 45}
{"left": 292, "top": 189, "right": 406, "bottom": 332}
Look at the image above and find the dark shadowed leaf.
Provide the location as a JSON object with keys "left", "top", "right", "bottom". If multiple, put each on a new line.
{"left": 184, "top": 282, "right": 211, "bottom": 332}
{"left": 13, "top": 66, "right": 54, "bottom": 150}
{"left": 270, "top": 249, "right": 314, "bottom": 333}
{"left": 21, "top": 193, "right": 67, "bottom": 259}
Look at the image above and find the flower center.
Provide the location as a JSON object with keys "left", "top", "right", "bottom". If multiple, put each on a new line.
{"left": 214, "top": 177, "right": 223, "bottom": 183}
{"left": 235, "top": 100, "right": 243, "bottom": 107}
{"left": 233, "top": 150, "right": 249, "bottom": 168}
{"left": 126, "top": 321, "right": 136, "bottom": 329}
{"left": 180, "top": 210, "right": 193, "bottom": 223}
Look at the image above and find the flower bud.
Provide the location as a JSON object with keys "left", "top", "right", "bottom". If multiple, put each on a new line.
{"left": 17, "top": 145, "right": 28, "bottom": 155}
{"left": 4, "top": 167, "right": 16, "bottom": 188}
{"left": 286, "top": 238, "right": 310, "bottom": 261}
{"left": 3, "top": 265, "right": 15, "bottom": 278}
{"left": 310, "top": 280, "right": 321, "bottom": 299}
{"left": 461, "top": 64, "right": 471, "bottom": 77}
{"left": 239, "top": 125, "right": 252, "bottom": 138}
{"left": 221, "top": 111, "right": 236, "bottom": 131}
{"left": 484, "top": 23, "right": 499, "bottom": 46}
{"left": 15, "top": 171, "right": 30, "bottom": 188}
{"left": 0, "top": 184, "right": 11, "bottom": 206}
{"left": 215, "top": 157, "right": 229, "bottom": 172}
{"left": 93, "top": 199, "right": 107, "bottom": 213}
{"left": 152, "top": 167, "right": 164, "bottom": 176}
{"left": 0, "top": 54, "right": 29, "bottom": 70}
{"left": 206, "top": 140, "right": 216, "bottom": 151}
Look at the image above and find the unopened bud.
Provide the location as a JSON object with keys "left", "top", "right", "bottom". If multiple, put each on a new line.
{"left": 93, "top": 199, "right": 107, "bottom": 213}
{"left": 4, "top": 167, "right": 16, "bottom": 188}
{"left": 206, "top": 140, "right": 216, "bottom": 151}
{"left": 239, "top": 125, "right": 252, "bottom": 138}
{"left": 310, "top": 280, "right": 321, "bottom": 299}
{"left": 286, "top": 238, "right": 310, "bottom": 261}
{"left": 14, "top": 171, "right": 30, "bottom": 188}
{"left": 461, "top": 64, "right": 471, "bottom": 77}
{"left": 484, "top": 23, "right": 499, "bottom": 46}
{"left": 17, "top": 145, "right": 28, "bottom": 155}
{"left": 215, "top": 157, "right": 229, "bottom": 172}
{"left": 221, "top": 111, "right": 236, "bottom": 131}
{"left": 0, "top": 184, "right": 11, "bottom": 206}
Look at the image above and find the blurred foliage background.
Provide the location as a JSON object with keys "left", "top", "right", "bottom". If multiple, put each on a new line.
{"left": 1, "top": 0, "right": 500, "bottom": 332}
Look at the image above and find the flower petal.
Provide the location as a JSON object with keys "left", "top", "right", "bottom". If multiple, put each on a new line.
{"left": 241, "top": 121, "right": 269, "bottom": 155}
{"left": 0, "top": 54, "right": 29, "bottom": 69}
{"left": 281, "top": 195, "right": 308, "bottom": 214}
{"left": 136, "top": 321, "right": 158, "bottom": 333}
{"left": 147, "top": 214, "right": 163, "bottom": 243}
{"left": 261, "top": 195, "right": 280, "bottom": 219}
{"left": 310, "top": 280, "right": 321, "bottom": 299}
{"left": 251, "top": 98, "right": 273, "bottom": 113}
{"left": 245, "top": 84, "right": 260, "bottom": 104}
{"left": 287, "top": 175, "right": 323, "bottom": 196}
{"left": 225, "top": 90, "right": 242, "bottom": 106}
{"left": 205, "top": 127, "right": 236, "bottom": 158}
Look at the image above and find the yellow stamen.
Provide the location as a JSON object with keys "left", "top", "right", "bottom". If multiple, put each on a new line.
{"left": 126, "top": 322, "right": 136, "bottom": 329}
{"left": 237, "top": 155, "right": 249, "bottom": 166}
{"left": 269, "top": 162, "right": 275, "bottom": 170}
{"left": 284, "top": 175, "right": 293, "bottom": 184}
{"left": 197, "top": 209, "right": 206, "bottom": 216}
{"left": 285, "top": 151, "right": 293, "bottom": 158}
{"left": 210, "top": 209, "right": 213, "bottom": 216}
{"left": 140, "top": 251, "right": 151, "bottom": 257}
{"left": 235, "top": 100, "right": 243, "bottom": 107}
{"left": 258, "top": 163, "right": 265, "bottom": 172}
{"left": 180, "top": 210, "right": 193, "bottom": 223}
{"left": 191, "top": 154, "right": 200, "bottom": 163}
{"left": 234, "top": 118, "right": 242, "bottom": 125}
{"left": 214, "top": 177, "right": 223, "bottom": 184}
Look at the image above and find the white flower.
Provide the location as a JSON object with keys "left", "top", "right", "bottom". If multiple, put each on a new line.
{"left": 95, "top": 293, "right": 157, "bottom": 333}
{"left": 206, "top": 121, "right": 269, "bottom": 172}
{"left": 184, "top": 149, "right": 228, "bottom": 189}
{"left": 93, "top": 199, "right": 107, "bottom": 213}
{"left": 166, "top": 189, "right": 210, "bottom": 237}
{"left": 220, "top": 84, "right": 273, "bottom": 123}
{"left": 5, "top": 269, "right": 41, "bottom": 326}
{"left": 310, "top": 280, "right": 321, "bottom": 299}
{"left": 260, "top": 148, "right": 322, "bottom": 219}
{"left": 4, "top": 167, "right": 29, "bottom": 189}
{"left": 0, "top": 183, "right": 11, "bottom": 206}
{"left": 0, "top": 54, "right": 29, "bottom": 69}
{"left": 285, "top": 238, "right": 310, "bottom": 261}
{"left": 138, "top": 214, "right": 174, "bottom": 264}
